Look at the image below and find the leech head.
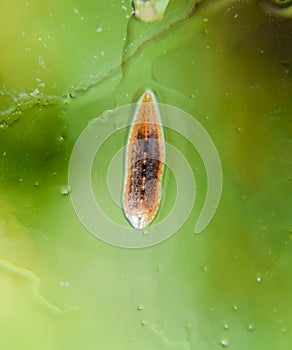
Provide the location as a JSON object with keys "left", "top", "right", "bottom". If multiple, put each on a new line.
{"left": 142, "top": 91, "right": 153, "bottom": 103}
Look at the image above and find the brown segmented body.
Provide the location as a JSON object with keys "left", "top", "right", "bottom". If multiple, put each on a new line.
{"left": 123, "top": 89, "right": 165, "bottom": 229}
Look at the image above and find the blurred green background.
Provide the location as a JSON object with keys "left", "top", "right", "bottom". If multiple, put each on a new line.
{"left": 0, "top": 0, "right": 291, "bottom": 349}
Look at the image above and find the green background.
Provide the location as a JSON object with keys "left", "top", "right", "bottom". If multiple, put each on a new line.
{"left": 0, "top": 0, "right": 291, "bottom": 349}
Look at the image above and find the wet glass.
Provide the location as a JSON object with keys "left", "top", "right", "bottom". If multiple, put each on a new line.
{"left": 0, "top": 1, "right": 291, "bottom": 349}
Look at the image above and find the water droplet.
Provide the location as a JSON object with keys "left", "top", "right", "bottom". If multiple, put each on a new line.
{"left": 30, "top": 88, "right": 40, "bottom": 97}
{"left": 59, "top": 281, "right": 70, "bottom": 287}
{"left": 38, "top": 81, "right": 45, "bottom": 88}
{"left": 95, "top": 25, "right": 103, "bottom": 33}
{"left": 34, "top": 182, "right": 39, "bottom": 187}
{"left": 202, "top": 265, "right": 208, "bottom": 272}
{"left": 236, "top": 127, "right": 243, "bottom": 132}
{"left": 58, "top": 135, "right": 65, "bottom": 142}
{"left": 233, "top": 305, "right": 239, "bottom": 311}
{"left": 220, "top": 339, "right": 229, "bottom": 347}
{"left": 256, "top": 276, "right": 262, "bottom": 283}
{"left": 60, "top": 186, "right": 70, "bottom": 195}
{"left": 73, "top": 8, "right": 80, "bottom": 14}
{"left": 189, "top": 93, "right": 195, "bottom": 99}
{"left": 233, "top": 13, "right": 239, "bottom": 18}
{"left": 140, "top": 321, "right": 146, "bottom": 326}
{"left": 224, "top": 324, "right": 229, "bottom": 330}
{"left": 137, "top": 305, "right": 144, "bottom": 311}
{"left": 143, "top": 230, "right": 148, "bottom": 235}
{"left": 281, "top": 327, "right": 287, "bottom": 334}
{"left": 248, "top": 323, "right": 255, "bottom": 331}
{"left": 203, "top": 17, "right": 209, "bottom": 22}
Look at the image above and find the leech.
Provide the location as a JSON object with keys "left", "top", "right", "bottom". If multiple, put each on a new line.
{"left": 123, "top": 89, "right": 165, "bottom": 229}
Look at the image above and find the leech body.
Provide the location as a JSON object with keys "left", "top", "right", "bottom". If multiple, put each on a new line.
{"left": 123, "top": 89, "right": 165, "bottom": 229}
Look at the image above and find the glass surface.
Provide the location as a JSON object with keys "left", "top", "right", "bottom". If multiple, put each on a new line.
{"left": 0, "top": 1, "right": 291, "bottom": 349}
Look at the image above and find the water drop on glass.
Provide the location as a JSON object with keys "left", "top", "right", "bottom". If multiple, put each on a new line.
{"left": 59, "top": 281, "right": 70, "bottom": 287}
{"left": 281, "top": 327, "right": 287, "bottom": 334}
{"left": 61, "top": 186, "right": 70, "bottom": 195}
{"left": 220, "top": 339, "right": 229, "bottom": 347}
